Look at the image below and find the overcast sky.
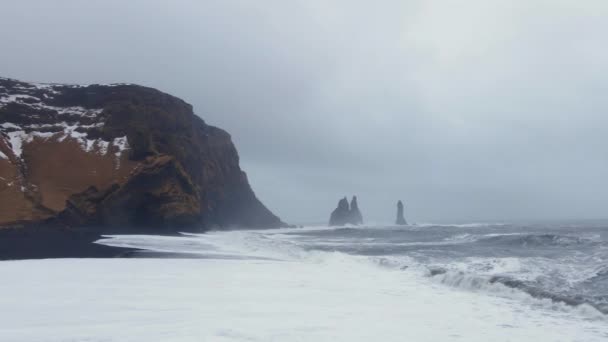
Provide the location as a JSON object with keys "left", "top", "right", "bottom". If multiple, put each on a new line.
{"left": 2, "top": 0, "right": 608, "bottom": 224}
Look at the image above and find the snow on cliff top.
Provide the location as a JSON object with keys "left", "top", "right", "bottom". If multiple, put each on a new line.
{"left": 0, "top": 79, "right": 129, "bottom": 162}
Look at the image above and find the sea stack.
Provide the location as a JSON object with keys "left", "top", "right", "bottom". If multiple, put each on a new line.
{"left": 350, "top": 196, "right": 363, "bottom": 225}
{"left": 329, "top": 197, "right": 350, "bottom": 226}
{"left": 329, "top": 196, "right": 364, "bottom": 226}
{"left": 396, "top": 200, "right": 407, "bottom": 225}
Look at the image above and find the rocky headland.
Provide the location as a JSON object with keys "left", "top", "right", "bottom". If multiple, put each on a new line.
{"left": 0, "top": 77, "right": 285, "bottom": 258}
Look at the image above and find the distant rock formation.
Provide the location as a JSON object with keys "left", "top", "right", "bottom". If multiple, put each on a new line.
{"left": 396, "top": 200, "right": 407, "bottom": 225}
{"left": 329, "top": 196, "right": 363, "bottom": 226}
{"left": 329, "top": 197, "right": 350, "bottom": 226}
{"left": 350, "top": 196, "right": 363, "bottom": 225}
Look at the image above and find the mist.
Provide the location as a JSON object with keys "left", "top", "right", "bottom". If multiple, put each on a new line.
{"left": 1, "top": 0, "right": 607, "bottom": 224}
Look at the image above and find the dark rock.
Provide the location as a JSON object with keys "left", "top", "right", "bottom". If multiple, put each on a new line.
{"left": 0, "top": 224, "right": 136, "bottom": 260}
{"left": 57, "top": 155, "right": 200, "bottom": 231}
{"left": 329, "top": 197, "right": 350, "bottom": 226}
{"left": 329, "top": 195, "right": 364, "bottom": 226}
{"left": 349, "top": 196, "right": 363, "bottom": 225}
{"left": 396, "top": 200, "right": 407, "bottom": 225}
{"left": 428, "top": 268, "right": 447, "bottom": 276}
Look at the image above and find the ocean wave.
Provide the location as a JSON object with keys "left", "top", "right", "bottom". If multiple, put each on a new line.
{"left": 97, "top": 229, "right": 608, "bottom": 320}
{"left": 415, "top": 222, "right": 508, "bottom": 228}
{"left": 427, "top": 270, "right": 606, "bottom": 318}
{"left": 475, "top": 233, "right": 597, "bottom": 247}
{"left": 223, "top": 231, "right": 608, "bottom": 318}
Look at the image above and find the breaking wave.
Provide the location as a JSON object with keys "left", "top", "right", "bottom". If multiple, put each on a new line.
{"left": 474, "top": 233, "right": 599, "bottom": 247}
{"left": 427, "top": 269, "right": 606, "bottom": 317}
{"left": 98, "top": 223, "right": 608, "bottom": 320}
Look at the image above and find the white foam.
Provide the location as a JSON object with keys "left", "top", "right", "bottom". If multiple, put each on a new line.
{"left": 429, "top": 270, "right": 605, "bottom": 318}
{"left": 0, "top": 253, "right": 606, "bottom": 341}
{"left": 416, "top": 222, "right": 508, "bottom": 228}
{"left": 99, "top": 230, "right": 608, "bottom": 320}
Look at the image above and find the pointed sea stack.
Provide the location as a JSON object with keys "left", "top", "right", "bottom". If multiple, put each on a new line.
{"left": 329, "top": 197, "right": 351, "bottom": 226}
{"left": 396, "top": 200, "right": 407, "bottom": 225}
{"left": 350, "top": 196, "right": 363, "bottom": 225}
{"left": 329, "top": 196, "right": 364, "bottom": 226}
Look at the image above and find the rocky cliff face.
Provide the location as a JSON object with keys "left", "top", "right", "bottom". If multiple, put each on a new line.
{"left": 329, "top": 196, "right": 363, "bottom": 226}
{"left": 0, "top": 77, "right": 284, "bottom": 231}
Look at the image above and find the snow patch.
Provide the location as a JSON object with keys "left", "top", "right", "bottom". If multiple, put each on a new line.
{"left": 7, "top": 131, "right": 56, "bottom": 157}
{"left": 113, "top": 136, "right": 129, "bottom": 157}
{"left": 50, "top": 105, "right": 103, "bottom": 118}
{"left": 2, "top": 124, "right": 121, "bottom": 159}
{"left": 0, "top": 94, "right": 40, "bottom": 103}
{"left": 98, "top": 140, "right": 109, "bottom": 155}
{"left": 1, "top": 122, "right": 20, "bottom": 129}
{"left": 84, "top": 139, "right": 96, "bottom": 152}
{"left": 31, "top": 83, "right": 61, "bottom": 94}
{"left": 112, "top": 136, "right": 129, "bottom": 169}
{"left": 8, "top": 131, "right": 25, "bottom": 157}
{"left": 0, "top": 81, "right": 132, "bottom": 163}
{"left": 0, "top": 91, "right": 103, "bottom": 118}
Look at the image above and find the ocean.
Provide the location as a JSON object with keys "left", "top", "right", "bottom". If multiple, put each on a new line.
{"left": 1, "top": 222, "right": 607, "bottom": 341}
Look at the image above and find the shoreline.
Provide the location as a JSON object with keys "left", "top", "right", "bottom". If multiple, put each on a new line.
{"left": 1, "top": 257, "right": 605, "bottom": 341}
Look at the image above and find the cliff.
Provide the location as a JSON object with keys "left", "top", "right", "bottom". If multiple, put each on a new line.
{"left": 0, "top": 77, "right": 284, "bottom": 232}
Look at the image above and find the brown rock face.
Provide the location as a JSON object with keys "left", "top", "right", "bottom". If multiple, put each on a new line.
{"left": 0, "top": 77, "right": 284, "bottom": 231}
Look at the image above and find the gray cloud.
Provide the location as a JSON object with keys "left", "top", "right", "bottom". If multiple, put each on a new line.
{"left": 2, "top": 0, "right": 608, "bottom": 223}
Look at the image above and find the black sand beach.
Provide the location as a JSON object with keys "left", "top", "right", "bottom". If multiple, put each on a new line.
{"left": 0, "top": 226, "right": 136, "bottom": 260}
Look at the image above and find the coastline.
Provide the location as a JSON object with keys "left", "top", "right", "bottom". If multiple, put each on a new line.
{"left": 1, "top": 225, "right": 607, "bottom": 341}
